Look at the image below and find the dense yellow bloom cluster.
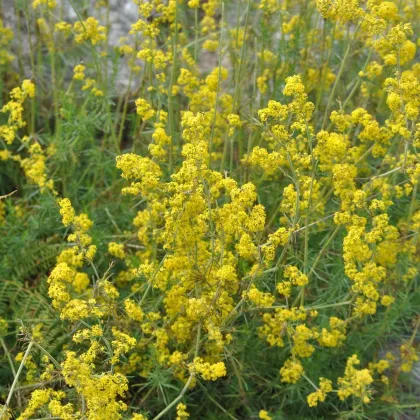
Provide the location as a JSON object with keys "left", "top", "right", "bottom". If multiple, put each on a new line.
{"left": 116, "top": 153, "right": 162, "bottom": 195}
{"left": 189, "top": 357, "right": 227, "bottom": 381}
{"left": 45, "top": 198, "right": 101, "bottom": 323}
{"left": 73, "top": 64, "right": 85, "bottom": 80}
{"left": 276, "top": 265, "right": 308, "bottom": 298}
{"left": 20, "top": 143, "right": 55, "bottom": 192}
{"left": 176, "top": 403, "right": 189, "bottom": 419}
{"left": 32, "top": 0, "right": 56, "bottom": 9}
{"left": 0, "top": 80, "right": 56, "bottom": 193}
{"left": 124, "top": 299, "right": 144, "bottom": 322}
{"left": 108, "top": 241, "right": 126, "bottom": 259}
{"left": 280, "top": 358, "right": 304, "bottom": 383}
{"left": 245, "top": 286, "right": 275, "bottom": 308}
{"left": 307, "top": 378, "right": 333, "bottom": 407}
{"left": 55, "top": 20, "right": 72, "bottom": 36}
{"left": 17, "top": 389, "right": 72, "bottom": 420}
{"left": 135, "top": 98, "right": 156, "bottom": 121}
{"left": 62, "top": 351, "right": 129, "bottom": 418}
{"left": 0, "top": 80, "right": 35, "bottom": 145}
{"left": 111, "top": 328, "right": 137, "bottom": 364}
{"left": 58, "top": 198, "right": 75, "bottom": 227}
{"left": 337, "top": 355, "right": 373, "bottom": 403}
{"left": 74, "top": 17, "right": 107, "bottom": 45}
{"left": 317, "top": 317, "right": 346, "bottom": 348}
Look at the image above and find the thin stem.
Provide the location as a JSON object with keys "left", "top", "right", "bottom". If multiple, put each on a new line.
{"left": 233, "top": 0, "right": 251, "bottom": 111}
{"left": 1, "top": 338, "right": 21, "bottom": 410}
{"left": 194, "top": 7, "right": 199, "bottom": 62}
{"left": 303, "top": 374, "right": 319, "bottom": 391}
{"left": 322, "top": 24, "right": 360, "bottom": 129}
{"left": 301, "top": 122, "right": 316, "bottom": 306}
{"left": 32, "top": 341, "right": 61, "bottom": 370}
{"left": 1, "top": 341, "right": 34, "bottom": 417}
{"left": 309, "top": 300, "right": 352, "bottom": 310}
{"left": 308, "top": 225, "right": 340, "bottom": 280}
{"left": 151, "top": 374, "right": 194, "bottom": 420}
{"left": 197, "top": 381, "right": 238, "bottom": 420}
{"left": 151, "top": 324, "right": 201, "bottom": 420}
{"left": 24, "top": 7, "right": 36, "bottom": 135}
{"left": 168, "top": 0, "right": 179, "bottom": 173}
{"left": 117, "top": 68, "right": 135, "bottom": 147}
{"left": 408, "top": 182, "right": 418, "bottom": 222}
{"left": 209, "top": 2, "right": 225, "bottom": 164}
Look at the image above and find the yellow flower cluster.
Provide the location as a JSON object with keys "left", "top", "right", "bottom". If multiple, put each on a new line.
{"left": 176, "top": 403, "right": 189, "bottom": 419}
{"left": 280, "top": 358, "right": 304, "bottom": 383}
{"left": 32, "top": 0, "right": 56, "bottom": 9}
{"left": 277, "top": 265, "right": 308, "bottom": 298}
{"left": 62, "top": 351, "right": 129, "bottom": 419}
{"left": 135, "top": 98, "right": 156, "bottom": 121}
{"left": 400, "top": 343, "right": 419, "bottom": 372}
{"left": 74, "top": 17, "right": 107, "bottom": 45}
{"left": 337, "top": 355, "right": 373, "bottom": 403}
{"left": 55, "top": 21, "right": 72, "bottom": 36}
{"left": 307, "top": 378, "right": 333, "bottom": 407}
{"left": 17, "top": 389, "right": 72, "bottom": 420}
{"left": 116, "top": 152, "right": 162, "bottom": 195}
{"left": 20, "top": 143, "right": 55, "bottom": 192}
{"left": 124, "top": 299, "right": 144, "bottom": 322}
{"left": 73, "top": 64, "right": 85, "bottom": 80}
{"left": 189, "top": 357, "right": 227, "bottom": 381}
{"left": 108, "top": 242, "right": 126, "bottom": 259}
{"left": 0, "top": 19, "right": 14, "bottom": 65}
{"left": 111, "top": 328, "right": 137, "bottom": 364}
{"left": 0, "top": 80, "right": 35, "bottom": 145}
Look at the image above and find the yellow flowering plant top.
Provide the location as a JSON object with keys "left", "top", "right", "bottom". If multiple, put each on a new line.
{"left": 0, "top": 0, "right": 419, "bottom": 419}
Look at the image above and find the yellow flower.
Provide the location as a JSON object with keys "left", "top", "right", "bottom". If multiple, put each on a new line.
{"left": 381, "top": 295, "right": 395, "bottom": 307}
{"left": 73, "top": 64, "right": 85, "bottom": 80}
{"left": 245, "top": 286, "right": 275, "bottom": 308}
{"left": 400, "top": 343, "right": 419, "bottom": 372}
{"left": 189, "top": 357, "right": 227, "bottom": 381}
{"left": 176, "top": 403, "right": 190, "bottom": 419}
{"left": 135, "top": 98, "right": 156, "bottom": 121}
{"left": 33, "top": 0, "right": 56, "bottom": 9}
{"left": 280, "top": 358, "right": 304, "bottom": 383}
{"left": 125, "top": 299, "right": 144, "bottom": 322}
{"left": 55, "top": 21, "right": 72, "bottom": 36}
{"left": 58, "top": 198, "right": 75, "bottom": 227}
{"left": 259, "top": 409, "right": 272, "bottom": 420}
{"left": 108, "top": 242, "right": 126, "bottom": 259}
{"left": 111, "top": 328, "right": 137, "bottom": 364}
{"left": 74, "top": 17, "right": 107, "bottom": 45}
{"left": 307, "top": 378, "right": 332, "bottom": 407}
{"left": 337, "top": 355, "right": 373, "bottom": 403}
{"left": 62, "top": 351, "right": 129, "bottom": 418}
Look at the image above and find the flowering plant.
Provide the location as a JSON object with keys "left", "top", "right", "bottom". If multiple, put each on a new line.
{"left": 0, "top": 0, "right": 419, "bottom": 419}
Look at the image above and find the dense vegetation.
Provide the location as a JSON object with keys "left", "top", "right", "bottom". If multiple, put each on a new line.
{"left": 0, "top": 0, "right": 420, "bottom": 419}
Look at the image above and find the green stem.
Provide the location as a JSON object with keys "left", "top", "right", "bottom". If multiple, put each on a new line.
{"left": 32, "top": 341, "right": 61, "bottom": 370}
{"left": 1, "top": 341, "right": 34, "bottom": 417}
{"left": 209, "top": 2, "right": 225, "bottom": 165}
{"left": 151, "top": 324, "right": 201, "bottom": 420}
{"left": 1, "top": 338, "right": 21, "bottom": 410}
{"left": 321, "top": 24, "right": 359, "bottom": 129}
{"left": 168, "top": 0, "right": 179, "bottom": 173}
{"left": 151, "top": 374, "right": 194, "bottom": 420}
